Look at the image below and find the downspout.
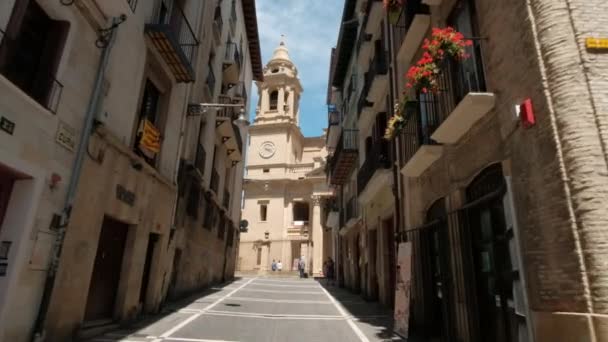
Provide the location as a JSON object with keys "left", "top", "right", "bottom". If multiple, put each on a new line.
{"left": 32, "top": 17, "right": 121, "bottom": 342}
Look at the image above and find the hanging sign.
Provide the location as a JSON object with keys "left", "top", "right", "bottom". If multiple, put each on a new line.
{"left": 394, "top": 242, "right": 412, "bottom": 338}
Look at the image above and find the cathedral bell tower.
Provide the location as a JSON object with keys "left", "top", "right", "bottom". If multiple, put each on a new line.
{"left": 255, "top": 38, "right": 303, "bottom": 126}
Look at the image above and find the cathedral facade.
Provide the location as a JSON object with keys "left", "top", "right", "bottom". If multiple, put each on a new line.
{"left": 237, "top": 40, "right": 332, "bottom": 276}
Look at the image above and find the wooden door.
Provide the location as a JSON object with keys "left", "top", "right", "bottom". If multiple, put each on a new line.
{"left": 84, "top": 217, "right": 129, "bottom": 321}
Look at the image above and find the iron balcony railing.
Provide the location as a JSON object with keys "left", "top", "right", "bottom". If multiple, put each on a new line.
{"left": 399, "top": 40, "right": 486, "bottom": 167}
{"left": 357, "top": 139, "right": 391, "bottom": 195}
{"left": 226, "top": 82, "right": 248, "bottom": 104}
{"left": 195, "top": 143, "right": 206, "bottom": 175}
{"left": 328, "top": 129, "right": 359, "bottom": 185}
{"left": 145, "top": 0, "right": 198, "bottom": 82}
{"left": 0, "top": 29, "right": 64, "bottom": 114}
{"left": 210, "top": 168, "right": 220, "bottom": 194}
{"left": 217, "top": 95, "right": 239, "bottom": 120}
{"left": 328, "top": 105, "right": 341, "bottom": 126}
{"left": 392, "top": 0, "right": 430, "bottom": 51}
{"left": 223, "top": 188, "right": 231, "bottom": 209}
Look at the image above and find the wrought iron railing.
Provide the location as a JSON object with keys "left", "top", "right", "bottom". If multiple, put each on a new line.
{"left": 0, "top": 29, "right": 64, "bottom": 114}
{"left": 392, "top": 0, "right": 430, "bottom": 51}
{"left": 210, "top": 168, "right": 220, "bottom": 194}
{"left": 328, "top": 105, "right": 341, "bottom": 126}
{"left": 399, "top": 40, "right": 486, "bottom": 167}
{"left": 357, "top": 139, "right": 391, "bottom": 195}
{"left": 149, "top": 0, "right": 198, "bottom": 65}
{"left": 328, "top": 129, "right": 359, "bottom": 175}
{"left": 217, "top": 95, "right": 239, "bottom": 120}
{"left": 195, "top": 143, "right": 206, "bottom": 175}
{"left": 226, "top": 82, "right": 247, "bottom": 104}
{"left": 369, "top": 43, "right": 388, "bottom": 79}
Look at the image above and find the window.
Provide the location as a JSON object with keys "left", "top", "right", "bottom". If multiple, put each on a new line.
{"left": 293, "top": 202, "right": 309, "bottom": 223}
{"left": 0, "top": 1, "right": 69, "bottom": 113}
{"left": 134, "top": 79, "right": 164, "bottom": 166}
{"left": 203, "top": 200, "right": 214, "bottom": 230}
{"left": 186, "top": 186, "right": 200, "bottom": 219}
{"left": 263, "top": 168, "right": 269, "bottom": 173}
{"left": 269, "top": 90, "right": 278, "bottom": 110}
{"left": 260, "top": 204, "right": 268, "bottom": 221}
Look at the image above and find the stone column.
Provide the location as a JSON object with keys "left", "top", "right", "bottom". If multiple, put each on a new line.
{"left": 278, "top": 87, "right": 285, "bottom": 115}
{"left": 260, "top": 243, "right": 270, "bottom": 273}
{"left": 311, "top": 195, "right": 323, "bottom": 277}
{"left": 260, "top": 87, "right": 269, "bottom": 113}
{"left": 287, "top": 88, "right": 295, "bottom": 121}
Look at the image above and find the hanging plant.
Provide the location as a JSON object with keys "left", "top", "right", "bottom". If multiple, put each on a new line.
{"left": 384, "top": 99, "right": 416, "bottom": 140}
{"left": 384, "top": 0, "right": 405, "bottom": 25}
{"left": 423, "top": 27, "right": 473, "bottom": 61}
{"left": 406, "top": 52, "right": 439, "bottom": 94}
{"left": 405, "top": 27, "right": 473, "bottom": 95}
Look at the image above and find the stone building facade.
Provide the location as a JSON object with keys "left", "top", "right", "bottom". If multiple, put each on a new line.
{"left": 328, "top": 0, "right": 608, "bottom": 341}
{"left": 238, "top": 41, "right": 333, "bottom": 277}
{"left": 0, "top": 0, "right": 261, "bottom": 341}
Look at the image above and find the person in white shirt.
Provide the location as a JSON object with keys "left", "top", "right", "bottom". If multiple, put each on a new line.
{"left": 277, "top": 260, "right": 283, "bottom": 271}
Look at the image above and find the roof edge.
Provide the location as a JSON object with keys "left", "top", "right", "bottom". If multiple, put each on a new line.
{"left": 242, "top": 0, "right": 264, "bottom": 81}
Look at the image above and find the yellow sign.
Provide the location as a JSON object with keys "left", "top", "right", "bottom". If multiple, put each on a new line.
{"left": 586, "top": 38, "right": 608, "bottom": 50}
{"left": 140, "top": 120, "right": 161, "bottom": 153}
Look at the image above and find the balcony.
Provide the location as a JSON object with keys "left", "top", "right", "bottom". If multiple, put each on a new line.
{"left": 145, "top": 0, "right": 198, "bottom": 83}
{"left": 326, "top": 105, "right": 342, "bottom": 150}
{"left": 393, "top": 0, "right": 431, "bottom": 68}
{"left": 328, "top": 129, "right": 358, "bottom": 186}
{"left": 212, "top": 5, "right": 223, "bottom": 46}
{"left": 356, "top": 29, "right": 373, "bottom": 67}
{"left": 430, "top": 41, "right": 495, "bottom": 144}
{"left": 210, "top": 168, "right": 220, "bottom": 194}
{"left": 0, "top": 29, "right": 64, "bottom": 114}
{"left": 222, "top": 42, "right": 242, "bottom": 85}
{"left": 215, "top": 95, "right": 244, "bottom": 161}
{"left": 287, "top": 224, "right": 309, "bottom": 240}
{"left": 366, "top": 44, "right": 388, "bottom": 104}
{"left": 357, "top": 139, "right": 392, "bottom": 204}
{"left": 224, "top": 82, "right": 248, "bottom": 105}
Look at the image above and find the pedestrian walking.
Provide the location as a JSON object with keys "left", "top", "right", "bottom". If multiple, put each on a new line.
{"left": 298, "top": 257, "right": 306, "bottom": 278}
{"left": 271, "top": 259, "right": 277, "bottom": 272}
{"left": 277, "top": 260, "right": 283, "bottom": 272}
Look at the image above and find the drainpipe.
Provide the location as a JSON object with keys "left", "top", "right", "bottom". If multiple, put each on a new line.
{"left": 32, "top": 17, "right": 121, "bottom": 342}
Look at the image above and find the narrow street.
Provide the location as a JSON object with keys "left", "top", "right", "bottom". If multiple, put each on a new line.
{"left": 87, "top": 277, "right": 402, "bottom": 342}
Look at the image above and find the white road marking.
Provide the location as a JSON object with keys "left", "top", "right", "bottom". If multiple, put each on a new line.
{"left": 319, "top": 285, "right": 370, "bottom": 342}
{"left": 252, "top": 279, "right": 315, "bottom": 284}
{"left": 238, "top": 288, "right": 322, "bottom": 294}
{"left": 203, "top": 310, "right": 344, "bottom": 320}
{"left": 159, "top": 277, "right": 256, "bottom": 338}
{"left": 227, "top": 296, "right": 332, "bottom": 304}
{"left": 248, "top": 283, "right": 321, "bottom": 288}
{"left": 164, "top": 337, "right": 238, "bottom": 342}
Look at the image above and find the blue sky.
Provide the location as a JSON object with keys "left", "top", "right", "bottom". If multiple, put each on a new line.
{"left": 250, "top": 1, "right": 344, "bottom": 137}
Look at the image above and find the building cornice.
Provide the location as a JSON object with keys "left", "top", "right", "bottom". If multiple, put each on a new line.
{"left": 242, "top": 0, "right": 264, "bottom": 81}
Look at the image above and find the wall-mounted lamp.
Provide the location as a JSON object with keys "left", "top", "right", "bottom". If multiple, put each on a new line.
{"left": 264, "top": 231, "right": 270, "bottom": 240}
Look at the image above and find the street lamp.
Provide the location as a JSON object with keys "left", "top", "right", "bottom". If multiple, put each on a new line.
{"left": 187, "top": 102, "right": 250, "bottom": 127}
